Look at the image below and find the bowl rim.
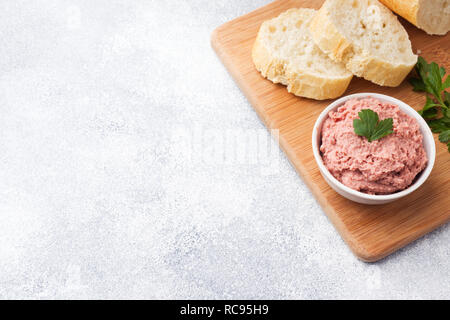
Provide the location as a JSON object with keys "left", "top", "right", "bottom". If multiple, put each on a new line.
{"left": 312, "top": 92, "right": 436, "bottom": 201}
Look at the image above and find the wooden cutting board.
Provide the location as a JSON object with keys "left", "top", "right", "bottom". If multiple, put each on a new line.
{"left": 211, "top": 0, "right": 450, "bottom": 262}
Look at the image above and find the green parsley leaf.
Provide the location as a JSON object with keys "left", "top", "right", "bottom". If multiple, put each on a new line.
{"left": 443, "top": 76, "right": 450, "bottom": 91}
{"left": 418, "top": 96, "right": 440, "bottom": 119}
{"left": 444, "top": 91, "right": 450, "bottom": 108}
{"left": 353, "top": 109, "right": 394, "bottom": 142}
{"left": 409, "top": 77, "right": 427, "bottom": 92}
{"left": 425, "top": 62, "right": 443, "bottom": 99}
{"left": 410, "top": 56, "right": 450, "bottom": 153}
{"left": 427, "top": 118, "right": 450, "bottom": 133}
{"left": 439, "top": 130, "right": 450, "bottom": 143}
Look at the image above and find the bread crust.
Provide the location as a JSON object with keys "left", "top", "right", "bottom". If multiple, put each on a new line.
{"left": 309, "top": 2, "right": 417, "bottom": 87}
{"left": 380, "top": 0, "right": 450, "bottom": 35}
{"left": 251, "top": 14, "right": 353, "bottom": 100}
{"left": 379, "top": 0, "right": 419, "bottom": 26}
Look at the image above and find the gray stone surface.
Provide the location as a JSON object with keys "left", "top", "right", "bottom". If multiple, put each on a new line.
{"left": 0, "top": 0, "right": 448, "bottom": 299}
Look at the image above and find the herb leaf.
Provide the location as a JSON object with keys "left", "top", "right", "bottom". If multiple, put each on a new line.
{"left": 443, "top": 91, "right": 450, "bottom": 109}
{"left": 427, "top": 117, "right": 450, "bottom": 133}
{"left": 427, "top": 62, "right": 443, "bottom": 99}
{"left": 409, "top": 77, "right": 427, "bottom": 92}
{"left": 439, "top": 130, "right": 450, "bottom": 143}
{"left": 410, "top": 56, "right": 450, "bottom": 153}
{"left": 353, "top": 109, "right": 393, "bottom": 142}
{"left": 418, "top": 96, "right": 440, "bottom": 119}
{"left": 443, "top": 76, "right": 450, "bottom": 91}
{"left": 371, "top": 118, "right": 394, "bottom": 141}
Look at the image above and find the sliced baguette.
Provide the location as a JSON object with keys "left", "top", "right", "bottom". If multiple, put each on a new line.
{"left": 379, "top": 0, "right": 450, "bottom": 35}
{"left": 309, "top": 0, "right": 417, "bottom": 87}
{"left": 252, "top": 8, "right": 353, "bottom": 100}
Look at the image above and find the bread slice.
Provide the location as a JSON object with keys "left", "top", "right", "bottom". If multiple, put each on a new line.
{"left": 309, "top": 0, "right": 417, "bottom": 87}
{"left": 379, "top": 0, "right": 450, "bottom": 35}
{"left": 252, "top": 8, "right": 353, "bottom": 100}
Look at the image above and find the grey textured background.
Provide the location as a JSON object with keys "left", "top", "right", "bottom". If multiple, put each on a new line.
{"left": 0, "top": 0, "right": 448, "bottom": 299}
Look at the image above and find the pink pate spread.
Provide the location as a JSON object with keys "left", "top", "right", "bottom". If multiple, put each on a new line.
{"left": 320, "top": 98, "right": 428, "bottom": 195}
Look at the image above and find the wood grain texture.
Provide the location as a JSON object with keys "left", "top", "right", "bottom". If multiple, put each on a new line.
{"left": 211, "top": 0, "right": 450, "bottom": 262}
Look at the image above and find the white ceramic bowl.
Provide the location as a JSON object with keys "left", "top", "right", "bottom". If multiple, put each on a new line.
{"left": 312, "top": 93, "right": 436, "bottom": 205}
